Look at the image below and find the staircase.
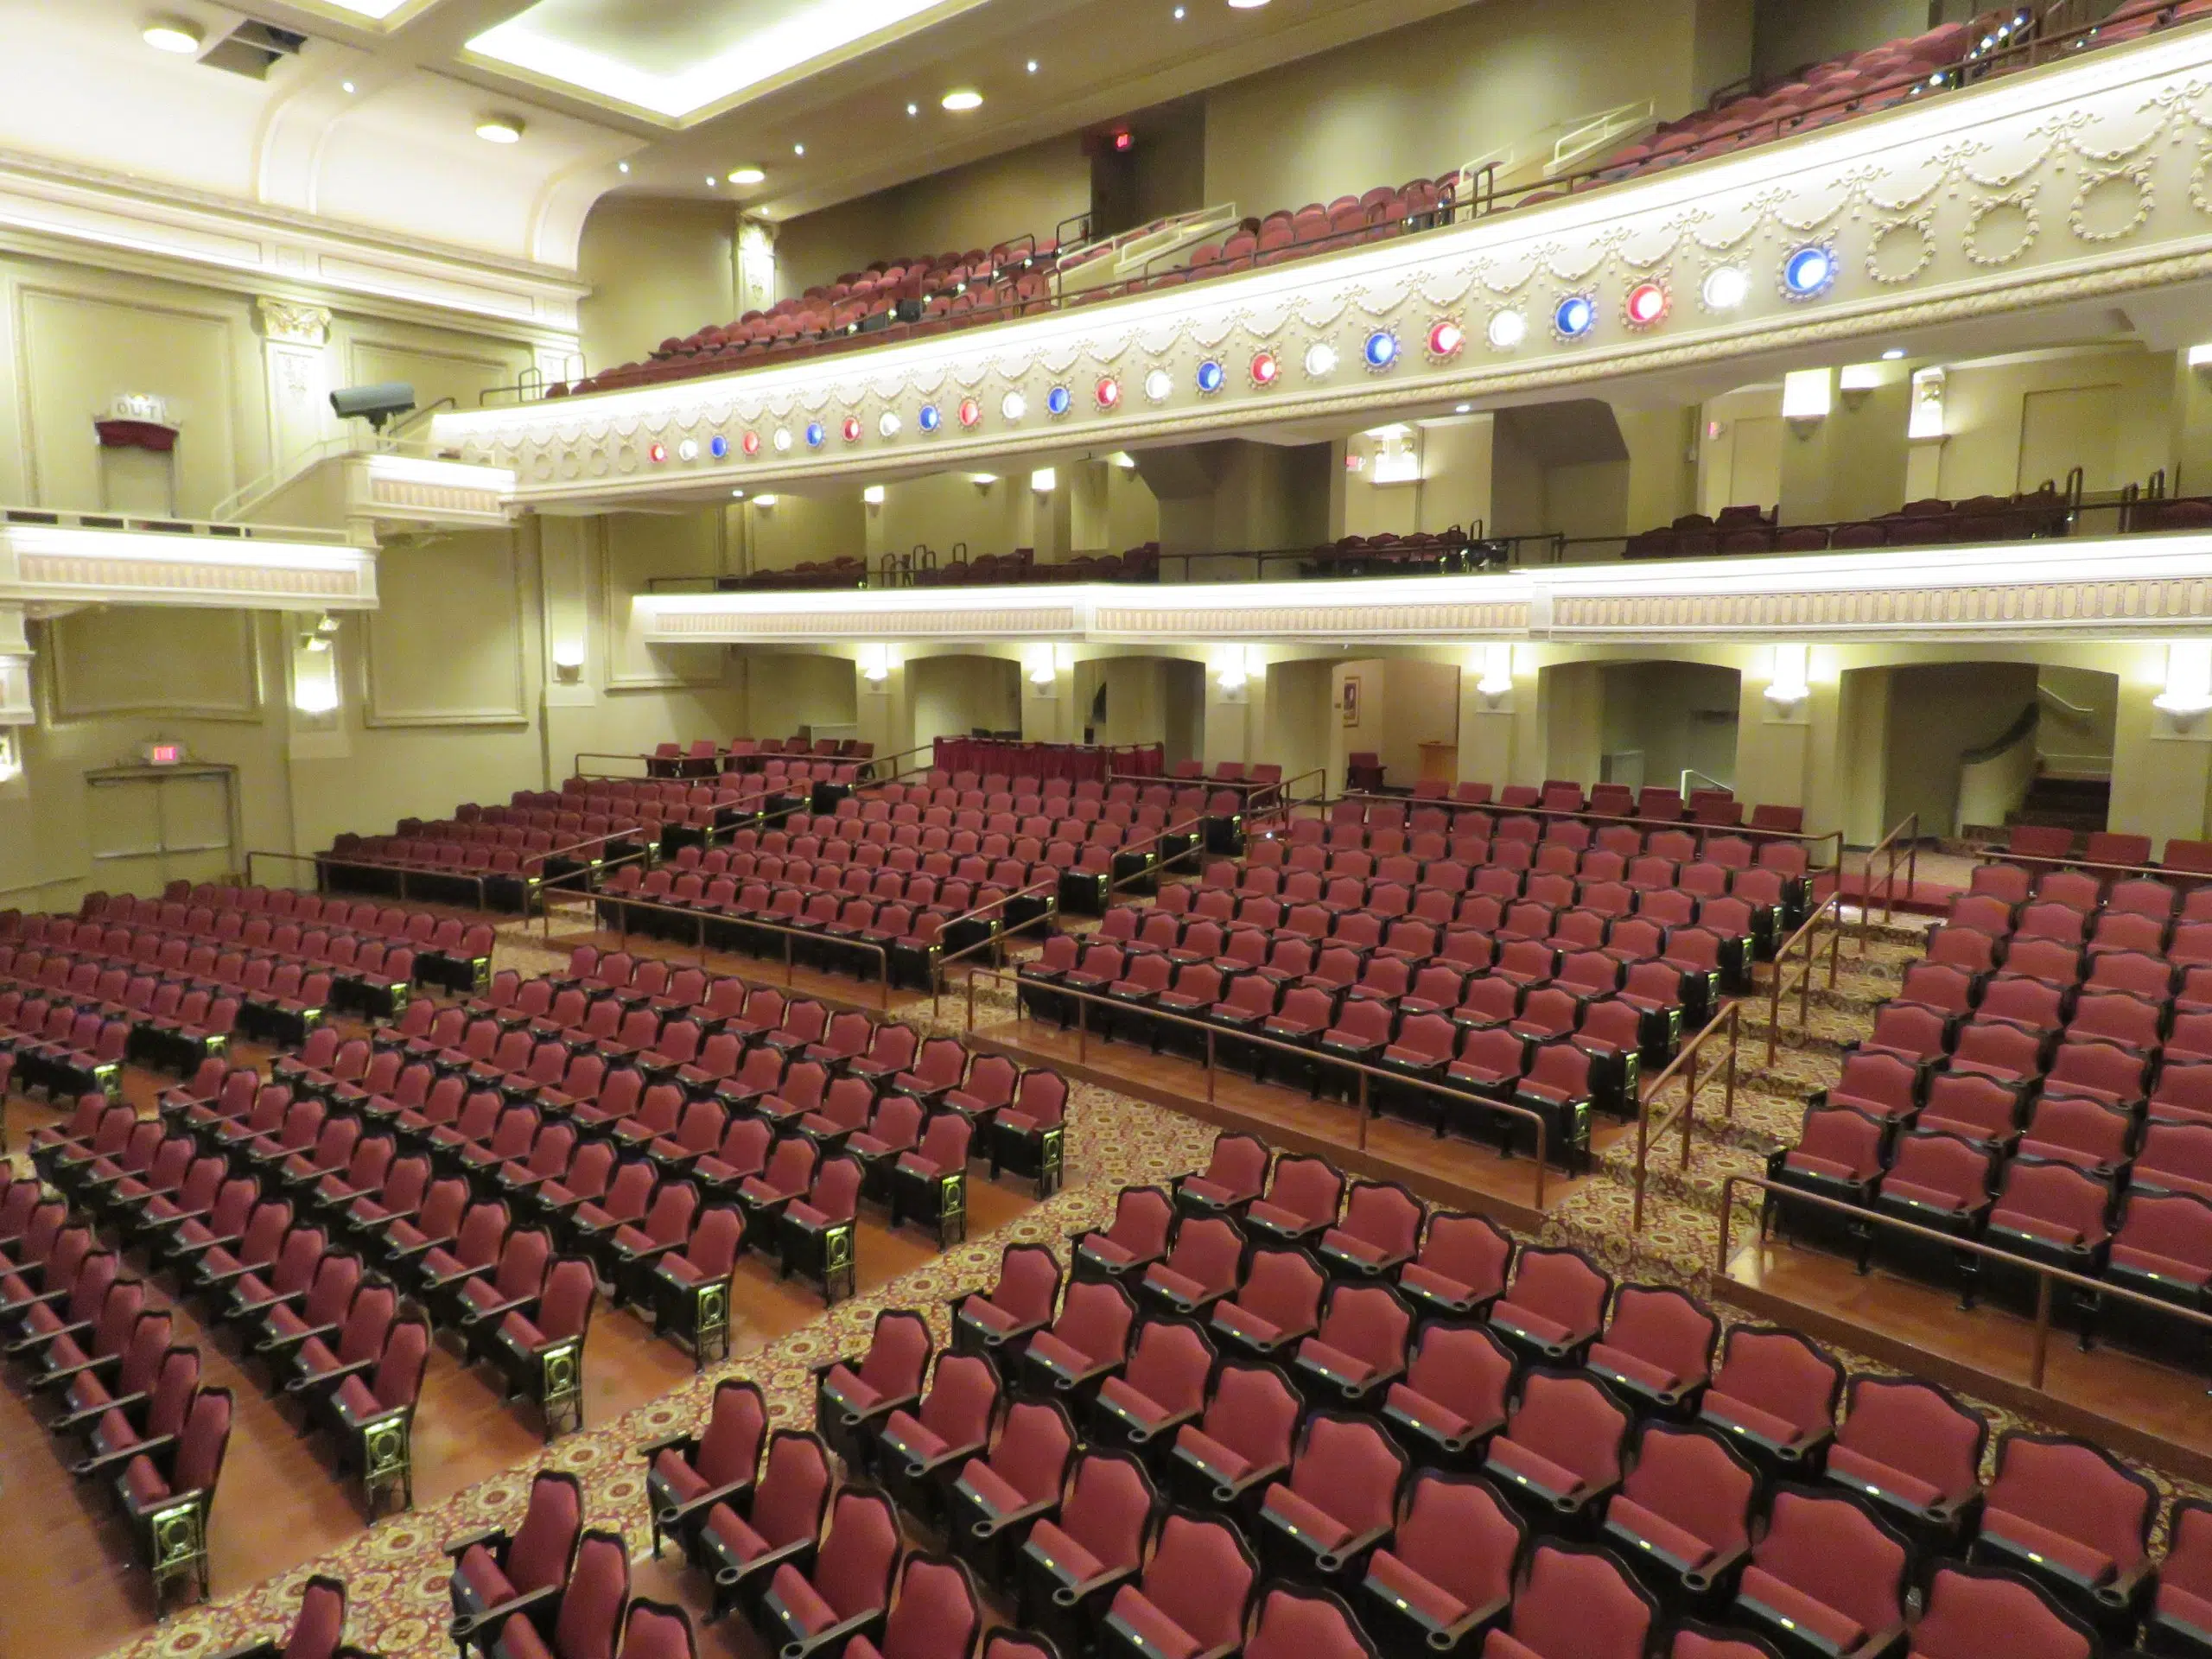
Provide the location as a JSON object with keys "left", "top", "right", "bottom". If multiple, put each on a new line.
{"left": 2008, "top": 772, "right": 2112, "bottom": 836}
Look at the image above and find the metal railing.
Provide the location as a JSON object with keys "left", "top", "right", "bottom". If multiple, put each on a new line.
{"left": 535, "top": 884, "right": 897, "bottom": 1012}
{"left": 1860, "top": 813, "right": 1921, "bottom": 948}
{"left": 1765, "top": 893, "right": 1843, "bottom": 1065}
{"left": 1630, "top": 999, "right": 1740, "bottom": 1232}
{"left": 247, "top": 847, "right": 496, "bottom": 912}
{"left": 1717, "top": 1173, "right": 2212, "bottom": 1395}
{"left": 960, "top": 965, "right": 1554, "bottom": 1207}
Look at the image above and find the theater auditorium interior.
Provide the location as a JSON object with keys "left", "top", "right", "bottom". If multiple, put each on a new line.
{"left": 18, "top": 1, "right": 2212, "bottom": 1656}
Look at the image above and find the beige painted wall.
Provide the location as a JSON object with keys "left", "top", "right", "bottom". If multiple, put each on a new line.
{"left": 1751, "top": 0, "right": 1928, "bottom": 84}
{"left": 910, "top": 654, "right": 1021, "bottom": 746}
{"left": 578, "top": 197, "right": 737, "bottom": 377}
{"left": 1600, "top": 660, "right": 1744, "bottom": 791}
{"left": 1936, "top": 346, "right": 2174, "bottom": 499}
{"left": 774, "top": 137, "right": 1091, "bottom": 302}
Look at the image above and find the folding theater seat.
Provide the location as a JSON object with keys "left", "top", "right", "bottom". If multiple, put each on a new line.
{"left": 209, "top": 1573, "right": 360, "bottom": 1659}
{"left": 1480, "top": 1538, "right": 1658, "bottom": 1659}
{"left": 1020, "top": 1277, "right": 1137, "bottom": 1404}
{"left": 1728, "top": 1488, "right": 1910, "bottom": 1659}
{"left": 482, "top": 1255, "right": 595, "bottom": 1440}
{"left": 1173, "top": 1132, "right": 1269, "bottom": 1221}
{"left": 458, "top": 1527, "right": 630, "bottom": 1659}
{"left": 1396, "top": 1209, "right": 1512, "bottom": 1322}
{"left": 1088, "top": 1316, "right": 1215, "bottom": 1466}
{"left": 2096, "top": 1188, "right": 2212, "bottom": 1355}
{"left": 1973, "top": 1158, "right": 2115, "bottom": 1318}
{"left": 1489, "top": 1245, "right": 1611, "bottom": 1367}
{"left": 1868, "top": 1129, "right": 1999, "bottom": 1293}
{"left": 1315, "top": 1179, "right": 1423, "bottom": 1282}
{"left": 638, "top": 1376, "right": 766, "bottom": 1562}
{"left": 1073, "top": 1185, "right": 1174, "bottom": 1285}
{"left": 1356, "top": 1468, "right": 1522, "bottom": 1659}
{"left": 1138, "top": 1216, "right": 1246, "bottom": 1322}
{"left": 105, "top": 1384, "right": 235, "bottom": 1611}
{"left": 751, "top": 1488, "right": 899, "bottom": 1659}
{"left": 1583, "top": 1282, "right": 1719, "bottom": 1416}
{"left": 1015, "top": 1448, "right": 1162, "bottom": 1656}
{"left": 1290, "top": 1280, "right": 1412, "bottom": 1408}
{"left": 1908, "top": 1564, "right": 2098, "bottom": 1659}
{"left": 1818, "top": 1376, "right": 1987, "bottom": 1561}
{"left": 941, "top": 1395, "right": 1079, "bottom": 1583}
{"left": 1251, "top": 1410, "right": 1408, "bottom": 1588}
{"left": 699, "top": 1430, "right": 835, "bottom": 1623}
{"left": 1243, "top": 1154, "right": 1344, "bottom": 1252}
{"left": 1969, "top": 1432, "right": 2157, "bottom": 1637}
{"left": 1206, "top": 1242, "right": 1324, "bottom": 1364}
{"left": 874, "top": 1351, "right": 1001, "bottom": 1525}
{"left": 816, "top": 1308, "right": 933, "bottom": 1470}
{"left": 1378, "top": 1320, "right": 1515, "bottom": 1471}
{"left": 1094, "top": 1510, "right": 1257, "bottom": 1659}
{"left": 1696, "top": 1325, "right": 1842, "bottom": 1480}
{"left": 2145, "top": 1497, "right": 2212, "bottom": 1659}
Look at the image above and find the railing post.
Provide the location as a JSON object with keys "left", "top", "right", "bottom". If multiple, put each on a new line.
{"left": 966, "top": 969, "right": 976, "bottom": 1035}
{"left": 1681, "top": 1045, "right": 1697, "bottom": 1173}
{"left": 1356, "top": 1067, "right": 1370, "bottom": 1151}
{"left": 1724, "top": 1002, "right": 1738, "bottom": 1121}
{"left": 1826, "top": 900, "right": 1840, "bottom": 989}
{"left": 2031, "top": 1273, "right": 2053, "bottom": 1390}
{"left": 1765, "top": 947, "right": 1783, "bottom": 1067}
{"left": 784, "top": 931, "right": 795, "bottom": 988}
{"left": 1717, "top": 1178, "right": 1735, "bottom": 1276}
{"left": 1077, "top": 995, "right": 1088, "bottom": 1063}
{"left": 1205, "top": 1027, "right": 1217, "bottom": 1105}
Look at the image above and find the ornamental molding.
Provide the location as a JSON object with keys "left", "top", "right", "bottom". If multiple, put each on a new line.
{"left": 445, "top": 29, "right": 2212, "bottom": 505}
{"left": 257, "top": 296, "right": 333, "bottom": 347}
{"left": 0, "top": 520, "right": 378, "bottom": 612}
{"left": 638, "top": 536, "right": 2212, "bottom": 647}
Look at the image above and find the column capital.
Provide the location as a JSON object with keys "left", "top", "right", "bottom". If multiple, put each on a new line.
{"left": 257, "top": 296, "right": 333, "bottom": 347}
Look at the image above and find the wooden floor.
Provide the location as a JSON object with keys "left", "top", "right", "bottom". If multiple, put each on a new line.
{"left": 0, "top": 1069, "right": 1037, "bottom": 1659}
{"left": 1721, "top": 1228, "right": 2212, "bottom": 1484}
{"left": 970, "top": 1011, "right": 1620, "bottom": 1227}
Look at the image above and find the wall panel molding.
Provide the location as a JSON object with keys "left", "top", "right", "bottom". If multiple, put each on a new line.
{"left": 43, "top": 607, "right": 264, "bottom": 721}
{"left": 361, "top": 533, "right": 530, "bottom": 728}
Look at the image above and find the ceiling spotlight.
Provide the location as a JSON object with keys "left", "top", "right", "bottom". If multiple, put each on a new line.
{"left": 1027, "top": 60, "right": 1039, "bottom": 72}
{"left": 143, "top": 17, "right": 202, "bottom": 54}
{"left": 1554, "top": 295, "right": 1596, "bottom": 338}
{"left": 340, "top": 79, "right": 356, "bottom": 93}
{"left": 705, "top": 175, "right": 718, "bottom": 186}
{"left": 476, "top": 114, "right": 524, "bottom": 144}
{"left": 1701, "top": 266, "right": 1750, "bottom": 310}
{"left": 1454, "top": 404, "right": 1473, "bottom": 415}
{"left": 729, "top": 165, "right": 766, "bottom": 185}
{"left": 617, "top": 162, "right": 630, "bottom": 174}
{"left": 1228, "top": 0, "right": 1272, "bottom": 7}
{"left": 793, "top": 143, "right": 805, "bottom": 155}
{"left": 1882, "top": 347, "right": 1906, "bottom": 360}
{"left": 1783, "top": 245, "right": 1836, "bottom": 299}
{"left": 1173, "top": 5, "right": 1185, "bottom": 16}
{"left": 907, "top": 102, "right": 919, "bottom": 115}
{"left": 943, "top": 90, "right": 983, "bottom": 111}
{"left": 753, "top": 494, "right": 779, "bottom": 508}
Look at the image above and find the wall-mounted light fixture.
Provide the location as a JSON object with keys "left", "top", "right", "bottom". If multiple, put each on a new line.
{"left": 1766, "top": 643, "right": 1812, "bottom": 707}
{"left": 0, "top": 730, "right": 19, "bottom": 783}
{"left": 1475, "top": 643, "right": 1515, "bottom": 702}
{"left": 1026, "top": 643, "right": 1058, "bottom": 687}
{"left": 862, "top": 485, "right": 886, "bottom": 506}
{"left": 1781, "top": 369, "right": 1832, "bottom": 431}
{"left": 752, "top": 493, "right": 779, "bottom": 509}
{"left": 969, "top": 474, "right": 999, "bottom": 491}
{"left": 551, "top": 639, "right": 585, "bottom": 682}
{"left": 1838, "top": 363, "right": 1881, "bottom": 410}
{"left": 2156, "top": 641, "right": 2212, "bottom": 723}
{"left": 859, "top": 644, "right": 893, "bottom": 684}
{"left": 1030, "top": 467, "right": 1057, "bottom": 493}
{"left": 1908, "top": 367, "right": 1948, "bottom": 441}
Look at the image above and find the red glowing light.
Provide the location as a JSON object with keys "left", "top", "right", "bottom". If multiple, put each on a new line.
{"left": 1096, "top": 378, "right": 1122, "bottom": 409}
{"left": 1250, "top": 351, "right": 1280, "bottom": 385}
{"left": 741, "top": 431, "right": 760, "bottom": 455}
{"left": 1114, "top": 130, "right": 1134, "bottom": 152}
{"left": 842, "top": 416, "right": 863, "bottom": 442}
{"left": 648, "top": 442, "right": 667, "bottom": 463}
{"left": 958, "top": 398, "right": 982, "bottom": 428}
{"left": 1427, "top": 320, "right": 1465, "bottom": 359}
{"left": 1625, "top": 282, "right": 1669, "bottom": 326}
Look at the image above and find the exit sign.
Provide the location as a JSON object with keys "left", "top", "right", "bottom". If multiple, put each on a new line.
{"left": 141, "top": 741, "right": 183, "bottom": 766}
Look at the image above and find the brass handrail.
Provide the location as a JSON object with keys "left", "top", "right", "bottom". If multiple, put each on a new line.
{"left": 1630, "top": 999, "right": 1740, "bottom": 1232}
{"left": 958, "top": 964, "right": 1554, "bottom": 1208}
{"left": 1765, "top": 892, "right": 1843, "bottom": 1065}
{"left": 1717, "top": 1172, "right": 2212, "bottom": 1394}
{"left": 248, "top": 847, "right": 494, "bottom": 912}
{"left": 1860, "top": 812, "right": 1921, "bottom": 950}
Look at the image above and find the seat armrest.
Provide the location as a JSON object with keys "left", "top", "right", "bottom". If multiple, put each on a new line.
{"left": 634, "top": 1432, "right": 697, "bottom": 1461}
{"left": 442, "top": 1525, "right": 509, "bottom": 1560}
{"left": 6, "top": 1318, "right": 93, "bottom": 1357}
{"left": 659, "top": 1477, "right": 755, "bottom": 1532}
{"left": 73, "top": 1432, "right": 175, "bottom": 1477}
{"left": 256, "top": 1320, "right": 340, "bottom": 1357}
{"left": 779, "top": 1607, "right": 887, "bottom": 1659}
{"left": 454, "top": 1583, "right": 562, "bottom": 1645}
{"left": 286, "top": 1357, "right": 376, "bottom": 1395}
{"left": 50, "top": 1389, "right": 147, "bottom": 1433}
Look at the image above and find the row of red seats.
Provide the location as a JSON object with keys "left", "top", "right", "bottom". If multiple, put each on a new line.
{"left": 1622, "top": 489, "right": 2070, "bottom": 561}
{"left": 1316, "top": 786, "right": 1809, "bottom": 838}
{"left": 644, "top": 735, "right": 874, "bottom": 778}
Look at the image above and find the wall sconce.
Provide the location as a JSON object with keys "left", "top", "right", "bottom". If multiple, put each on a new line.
{"left": 1765, "top": 643, "right": 1812, "bottom": 707}
{"left": 862, "top": 485, "right": 886, "bottom": 506}
{"left": 2190, "top": 343, "right": 2212, "bottom": 371}
{"left": 0, "top": 731, "right": 19, "bottom": 784}
{"left": 551, "top": 639, "right": 585, "bottom": 682}
{"left": 1908, "top": 367, "right": 1947, "bottom": 441}
{"left": 1030, "top": 467, "right": 1057, "bottom": 493}
{"left": 1025, "top": 643, "right": 1058, "bottom": 687}
{"left": 859, "top": 644, "right": 893, "bottom": 683}
{"left": 1475, "top": 643, "right": 1514, "bottom": 702}
{"left": 1838, "top": 363, "right": 1881, "bottom": 410}
{"left": 969, "top": 473, "right": 999, "bottom": 490}
{"left": 1110, "top": 452, "right": 1139, "bottom": 471}
{"left": 752, "top": 493, "right": 779, "bottom": 509}
{"left": 1781, "top": 369, "right": 1831, "bottom": 432}
{"left": 2155, "top": 640, "right": 2212, "bottom": 723}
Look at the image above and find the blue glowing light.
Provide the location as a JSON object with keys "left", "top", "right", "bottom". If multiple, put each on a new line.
{"left": 1554, "top": 296, "right": 1594, "bottom": 338}
{"left": 1363, "top": 331, "right": 1398, "bottom": 370}
{"left": 804, "top": 422, "right": 826, "bottom": 448}
{"left": 1784, "top": 245, "right": 1834, "bottom": 296}
{"left": 1046, "top": 385, "right": 1072, "bottom": 416}
{"left": 709, "top": 435, "right": 729, "bottom": 460}
{"left": 1196, "top": 359, "right": 1225, "bottom": 395}
{"left": 918, "top": 404, "right": 942, "bottom": 433}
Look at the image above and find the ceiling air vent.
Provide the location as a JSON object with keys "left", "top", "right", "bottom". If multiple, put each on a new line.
{"left": 201, "top": 19, "right": 308, "bottom": 79}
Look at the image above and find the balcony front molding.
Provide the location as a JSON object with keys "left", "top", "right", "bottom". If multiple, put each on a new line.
{"left": 0, "top": 518, "right": 378, "bottom": 613}
{"left": 638, "top": 535, "right": 2212, "bottom": 647}
{"left": 447, "top": 27, "right": 2212, "bottom": 506}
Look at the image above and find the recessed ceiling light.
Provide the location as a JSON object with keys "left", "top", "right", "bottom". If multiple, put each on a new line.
{"left": 793, "top": 143, "right": 805, "bottom": 155}
{"left": 475, "top": 114, "right": 524, "bottom": 144}
{"left": 618, "top": 161, "right": 629, "bottom": 173}
{"left": 907, "top": 102, "right": 918, "bottom": 115}
{"left": 143, "top": 17, "right": 202, "bottom": 54}
{"left": 729, "top": 165, "right": 766, "bottom": 185}
{"left": 1173, "top": 5, "right": 1185, "bottom": 16}
{"left": 1027, "top": 60, "right": 1039, "bottom": 72}
{"left": 705, "top": 175, "right": 717, "bottom": 186}
{"left": 1882, "top": 347, "right": 1906, "bottom": 359}
{"left": 1455, "top": 404, "right": 1472, "bottom": 414}
{"left": 340, "top": 79, "right": 356, "bottom": 93}
{"left": 942, "top": 89, "right": 983, "bottom": 111}
{"left": 1228, "top": 0, "right": 1271, "bottom": 8}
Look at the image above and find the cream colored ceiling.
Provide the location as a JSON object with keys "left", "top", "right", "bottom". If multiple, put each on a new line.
{"left": 0, "top": 0, "right": 1475, "bottom": 270}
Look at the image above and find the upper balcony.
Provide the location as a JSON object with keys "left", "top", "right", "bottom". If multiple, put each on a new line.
{"left": 436, "top": 6, "right": 2212, "bottom": 512}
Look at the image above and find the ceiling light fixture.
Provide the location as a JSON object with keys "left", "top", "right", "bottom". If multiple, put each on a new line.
{"left": 793, "top": 143, "right": 805, "bottom": 155}
{"left": 1173, "top": 5, "right": 1185, "bottom": 16}
{"left": 942, "top": 89, "right": 983, "bottom": 111}
{"left": 1027, "top": 60, "right": 1039, "bottom": 73}
{"left": 1882, "top": 347, "right": 1906, "bottom": 360}
{"left": 617, "top": 162, "right": 630, "bottom": 173}
{"left": 729, "top": 165, "right": 766, "bottom": 185}
{"left": 476, "top": 114, "right": 524, "bottom": 144}
{"left": 1701, "top": 266, "right": 1750, "bottom": 310}
{"left": 143, "top": 17, "right": 202, "bottom": 54}
{"left": 907, "top": 102, "right": 919, "bottom": 115}
{"left": 1455, "top": 403, "right": 1473, "bottom": 415}
{"left": 1229, "top": 0, "right": 1272, "bottom": 8}
{"left": 705, "top": 175, "right": 718, "bottom": 186}
{"left": 340, "top": 79, "right": 356, "bottom": 93}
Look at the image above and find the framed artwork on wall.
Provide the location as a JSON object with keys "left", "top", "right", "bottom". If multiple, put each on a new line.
{"left": 1341, "top": 675, "right": 1362, "bottom": 728}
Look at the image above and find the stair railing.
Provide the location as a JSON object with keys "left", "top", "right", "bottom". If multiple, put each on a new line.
{"left": 1859, "top": 813, "right": 1921, "bottom": 952}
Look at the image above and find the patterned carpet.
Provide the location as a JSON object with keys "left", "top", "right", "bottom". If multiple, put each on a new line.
{"left": 85, "top": 910, "right": 2212, "bottom": 1656}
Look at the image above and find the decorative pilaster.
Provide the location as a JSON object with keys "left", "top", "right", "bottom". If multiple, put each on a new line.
{"left": 257, "top": 297, "right": 334, "bottom": 480}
